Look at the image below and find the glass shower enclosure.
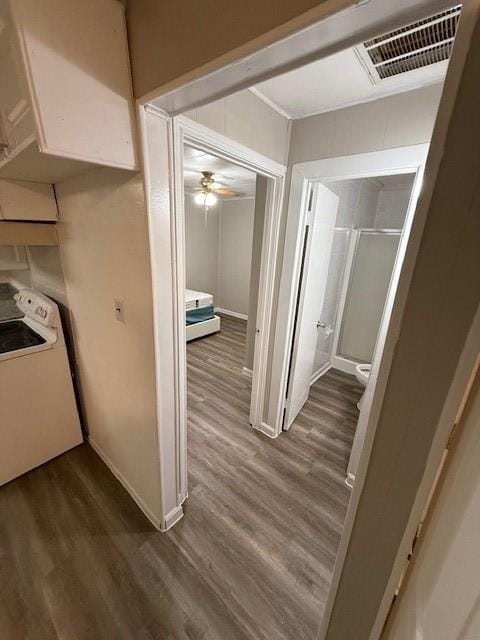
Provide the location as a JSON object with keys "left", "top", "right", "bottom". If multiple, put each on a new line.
{"left": 331, "top": 228, "right": 401, "bottom": 373}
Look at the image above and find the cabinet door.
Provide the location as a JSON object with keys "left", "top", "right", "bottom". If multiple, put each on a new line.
{"left": 0, "top": 1, "right": 34, "bottom": 161}
{"left": 11, "top": 0, "right": 138, "bottom": 171}
{"left": 0, "top": 179, "right": 58, "bottom": 221}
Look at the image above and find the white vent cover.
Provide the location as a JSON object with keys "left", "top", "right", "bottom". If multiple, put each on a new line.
{"left": 356, "top": 5, "right": 461, "bottom": 82}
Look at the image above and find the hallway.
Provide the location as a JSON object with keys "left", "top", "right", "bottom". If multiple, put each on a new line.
{"left": 0, "top": 316, "right": 362, "bottom": 640}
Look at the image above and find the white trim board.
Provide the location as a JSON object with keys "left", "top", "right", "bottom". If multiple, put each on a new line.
{"left": 139, "top": 106, "right": 286, "bottom": 539}
{"left": 310, "top": 362, "right": 332, "bottom": 386}
{"left": 248, "top": 86, "right": 292, "bottom": 120}
{"left": 215, "top": 307, "right": 248, "bottom": 321}
{"left": 143, "top": 0, "right": 454, "bottom": 115}
{"left": 88, "top": 437, "right": 163, "bottom": 531}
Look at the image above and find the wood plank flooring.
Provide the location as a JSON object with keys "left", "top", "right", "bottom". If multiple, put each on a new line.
{"left": 0, "top": 315, "right": 362, "bottom": 640}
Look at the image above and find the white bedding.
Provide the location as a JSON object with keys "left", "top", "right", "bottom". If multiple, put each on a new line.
{"left": 185, "top": 289, "right": 213, "bottom": 310}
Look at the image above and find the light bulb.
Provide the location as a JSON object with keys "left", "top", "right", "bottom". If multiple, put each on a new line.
{"left": 204, "top": 192, "right": 217, "bottom": 207}
{"left": 194, "top": 191, "right": 217, "bottom": 207}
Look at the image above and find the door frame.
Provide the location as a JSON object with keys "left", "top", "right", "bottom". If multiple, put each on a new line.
{"left": 267, "top": 145, "right": 429, "bottom": 436}
{"left": 139, "top": 106, "right": 285, "bottom": 529}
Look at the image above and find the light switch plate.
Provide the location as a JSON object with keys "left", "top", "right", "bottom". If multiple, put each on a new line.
{"left": 114, "top": 299, "right": 125, "bottom": 323}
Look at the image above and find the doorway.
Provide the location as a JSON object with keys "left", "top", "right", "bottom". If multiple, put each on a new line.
{"left": 140, "top": 110, "right": 285, "bottom": 525}
{"left": 268, "top": 146, "right": 427, "bottom": 442}
{"left": 277, "top": 163, "right": 421, "bottom": 495}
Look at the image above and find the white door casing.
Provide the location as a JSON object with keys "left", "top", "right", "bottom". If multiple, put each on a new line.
{"left": 284, "top": 183, "right": 338, "bottom": 428}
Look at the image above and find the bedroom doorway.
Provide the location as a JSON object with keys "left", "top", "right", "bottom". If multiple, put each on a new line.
{"left": 140, "top": 110, "right": 286, "bottom": 523}
{"left": 183, "top": 144, "right": 264, "bottom": 453}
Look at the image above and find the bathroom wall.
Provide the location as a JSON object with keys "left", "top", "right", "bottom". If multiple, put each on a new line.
{"left": 374, "top": 178, "right": 415, "bottom": 229}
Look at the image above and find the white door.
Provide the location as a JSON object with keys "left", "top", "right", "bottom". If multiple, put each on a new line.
{"left": 284, "top": 183, "right": 338, "bottom": 429}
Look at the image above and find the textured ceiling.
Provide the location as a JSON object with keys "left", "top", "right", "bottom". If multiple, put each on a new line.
{"left": 183, "top": 145, "right": 257, "bottom": 199}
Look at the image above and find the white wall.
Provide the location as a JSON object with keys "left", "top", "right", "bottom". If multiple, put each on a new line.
{"left": 289, "top": 84, "right": 442, "bottom": 165}
{"left": 55, "top": 167, "right": 162, "bottom": 526}
{"left": 217, "top": 198, "right": 255, "bottom": 316}
{"left": 386, "top": 375, "right": 480, "bottom": 640}
{"left": 26, "top": 246, "right": 68, "bottom": 306}
{"left": 184, "top": 89, "right": 290, "bottom": 165}
{"left": 374, "top": 182, "right": 413, "bottom": 230}
{"left": 184, "top": 196, "right": 220, "bottom": 297}
{"left": 184, "top": 197, "right": 256, "bottom": 317}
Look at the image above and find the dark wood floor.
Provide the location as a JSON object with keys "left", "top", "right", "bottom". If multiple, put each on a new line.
{"left": 0, "top": 315, "right": 362, "bottom": 640}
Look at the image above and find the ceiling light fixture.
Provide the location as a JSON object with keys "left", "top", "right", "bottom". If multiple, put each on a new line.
{"left": 194, "top": 191, "right": 217, "bottom": 207}
{"left": 194, "top": 171, "right": 218, "bottom": 224}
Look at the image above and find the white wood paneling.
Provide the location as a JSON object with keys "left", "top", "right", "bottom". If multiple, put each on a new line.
{"left": 185, "top": 89, "right": 290, "bottom": 165}
{"left": 289, "top": 84, "right": 443, "bottom": 164}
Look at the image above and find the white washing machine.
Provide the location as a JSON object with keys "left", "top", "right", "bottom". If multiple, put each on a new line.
{"left": 0, "top": 289, "right": 83, "bottom": 485}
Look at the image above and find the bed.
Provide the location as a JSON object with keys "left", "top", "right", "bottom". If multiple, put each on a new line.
{"left": 185, "top": 289, "right": 221, "bottom": 341}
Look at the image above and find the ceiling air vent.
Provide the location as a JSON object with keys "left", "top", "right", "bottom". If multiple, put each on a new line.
{"left": 357, "top": 5, "right": 461, "bottom": 81}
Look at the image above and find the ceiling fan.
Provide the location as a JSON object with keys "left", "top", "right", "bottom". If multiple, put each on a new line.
{"left": 192, "top": 170, "right": 239, "bottom": 207}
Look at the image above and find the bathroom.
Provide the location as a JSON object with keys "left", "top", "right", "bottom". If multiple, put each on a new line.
{"left": 314, "top": 173, "right": 416, "bottom": 391}
{"left": 282, "top": 169, "right": 417, "bottom": 486}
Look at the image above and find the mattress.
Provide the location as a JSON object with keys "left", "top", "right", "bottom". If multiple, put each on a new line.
{"left": 185, "top": 289, "right": 213, "bottom": 310}
{"left": 186, "top": 304, "right": 215, "bottom": 326}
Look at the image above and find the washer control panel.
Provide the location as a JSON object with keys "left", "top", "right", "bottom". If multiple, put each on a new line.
{"left": 14, "top": 290, "right": 57, "bottom": 327}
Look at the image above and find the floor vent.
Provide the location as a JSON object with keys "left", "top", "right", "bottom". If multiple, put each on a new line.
{"left": 358, "top": 5, "right": 461, "bottom": 81}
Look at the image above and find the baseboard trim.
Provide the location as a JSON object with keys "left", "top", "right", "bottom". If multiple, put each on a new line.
{"left": 345, "top": 473, "right": 355, "bottom": 488}
{"left": 162, "top": 505, "right": 184, "bottom": 531}
{"left": 310, "top": 362, "right": 332, "bottom": 385}
{"left": 253, "top": 421, "right": 279, "bottom": 439}
{"left": 242, "top": 366, "right": 253, "bottom": 378}
{"left": 88, "top": 437, "right": 162, "bottom": 531}
{"left": 331, "top": 355, "right": 360, "bottom": 376}
{"left": 215, "top": 307, "right": 248, "bottom": 321}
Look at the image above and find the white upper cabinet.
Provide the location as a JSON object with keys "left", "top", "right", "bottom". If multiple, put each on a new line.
{"left": 0, "top": 0, "right": 138, "bottom": 183}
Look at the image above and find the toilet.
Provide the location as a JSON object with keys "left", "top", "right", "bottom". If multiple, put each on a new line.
{"left": 355, "top": 363, "right": 372, "bottom": 411}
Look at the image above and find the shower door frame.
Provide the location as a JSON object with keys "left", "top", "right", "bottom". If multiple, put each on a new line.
{"left": 330, "top": 227, "right": 403, "bottom": 376}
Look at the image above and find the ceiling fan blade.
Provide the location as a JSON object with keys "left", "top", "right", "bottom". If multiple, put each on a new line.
{"left": 214, "top": 187, "right": 238, "bottom": 197}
